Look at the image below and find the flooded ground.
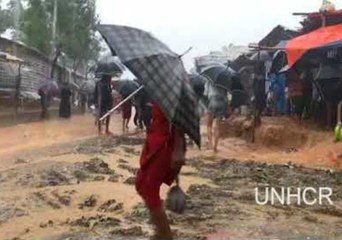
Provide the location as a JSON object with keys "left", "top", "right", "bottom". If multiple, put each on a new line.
{"left": 0, "top": 114, "right": 341, "bottom": 240}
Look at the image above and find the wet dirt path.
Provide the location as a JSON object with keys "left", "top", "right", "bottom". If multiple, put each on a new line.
{"left": 0, "top": 116, "right": 341, "bottom": 239}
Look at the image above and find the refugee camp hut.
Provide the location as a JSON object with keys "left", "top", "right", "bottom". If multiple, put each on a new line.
{"left": 0, "top": 37, "right": 87, "bottom": 118}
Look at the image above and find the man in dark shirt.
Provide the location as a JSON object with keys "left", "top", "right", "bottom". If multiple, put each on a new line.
{"left": 94, "top": 75, "right": 113, "bottom": 135}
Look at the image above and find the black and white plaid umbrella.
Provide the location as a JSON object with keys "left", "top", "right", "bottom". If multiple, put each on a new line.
{"left": 97, "top": 24, "right": 201, "bottom": 146}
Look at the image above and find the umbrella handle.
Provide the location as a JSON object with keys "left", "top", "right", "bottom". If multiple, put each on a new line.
{"left": 99, "top": 86, "right": 144, "bottom": 121}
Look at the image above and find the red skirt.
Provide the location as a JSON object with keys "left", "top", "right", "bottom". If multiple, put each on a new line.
{"left": 135, "top": 103, "right": 185, "bottom": 210}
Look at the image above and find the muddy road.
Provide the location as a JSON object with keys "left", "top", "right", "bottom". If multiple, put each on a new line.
{"left": 0, "top": 115, "right": 342, "bottom": 239}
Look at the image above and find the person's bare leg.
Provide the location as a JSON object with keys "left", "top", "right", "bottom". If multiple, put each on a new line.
{"left": 98, "top": 119, "right": 102, "bottom": 135}
{"left": 122, "top": 119, "right": 126, "bottom": 133}
{"left": 126, "top": 116, "right": 130, "bottom": 130}
{"left": 150, "top": 207, "right": 173, "bottom": 240}
{"left": 105, "top": 116, "right": 111, "bottom": 134}
{"left": 207, "top": 114, "right": 213, "bottom": 149}
{"left": 213, "top": 118, "right": 220, "bottom": 152}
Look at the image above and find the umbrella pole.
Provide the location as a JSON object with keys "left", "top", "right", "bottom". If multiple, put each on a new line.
{"left": 99, "top": 86, "right": 144, "bottom": 121}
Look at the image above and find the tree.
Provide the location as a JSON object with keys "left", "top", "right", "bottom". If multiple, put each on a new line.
{"left": 18, "top": 0, "right": 101, "bottom": 75}
{"left": 4, "top": 0, "right": 24, "bottom": 38}
{"left": 21, "top": 0, "right": 52, "bottom": 55}
{"left": 60, "top": 0, "right": 100, "bottom": 74}
{"left": 0, "top": 0, "right": 12, "bottom": 33}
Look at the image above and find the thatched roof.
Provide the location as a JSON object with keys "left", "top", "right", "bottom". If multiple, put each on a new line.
{"left": 300, "top": 10, "right": 342, "bottom": 34}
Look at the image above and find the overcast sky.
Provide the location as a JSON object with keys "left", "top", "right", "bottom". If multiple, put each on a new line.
{"left": 97, "top": 0, "right": 342, "bottom": 72}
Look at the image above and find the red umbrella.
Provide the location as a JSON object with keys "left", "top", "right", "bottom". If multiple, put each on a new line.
{"left": 286, "top": 23, "right": 342, "bottom": 68}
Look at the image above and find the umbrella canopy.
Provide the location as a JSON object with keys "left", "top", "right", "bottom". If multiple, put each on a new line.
{"left": 97, "top": 24, "right": 200, "bottom": 146}
{"left": 188, "top": 74, "right": 206, "bottom": 98}
{"left": 38, "top": 78, "right": 59, "bottom": 97}
{"left": 200, "top": 65, "right": 236, "bottom": 90}
{"left": 286, "top": 23, "right": 342, "bottom": 68}
{"left": 95, "top": 56, "right": 125, "bottom": 77}
{"left": 113, "top": 79, "right": 140, "bottom": 97}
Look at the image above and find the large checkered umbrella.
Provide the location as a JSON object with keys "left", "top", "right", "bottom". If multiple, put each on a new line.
{"left": 97, "top": 24, "right": 201, "bottom": 146}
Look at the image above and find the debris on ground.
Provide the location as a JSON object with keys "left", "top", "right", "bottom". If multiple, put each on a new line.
{"left": 118, "top": 164, "right": 138, "bottom": 174}
{"left": 74, "top": 158, "right": 115, "bottom": 175}
{"left": 98, "top": 199, "right": 124, "bottom": 213}
{"left": 78, "top": 195, "right": 98, "bottom": 209}
{"left": 74, "top": 136, "right": 144, "bottom": 155}
{"left": 123, "top": 176, "right": 136, "bottom": 185}
{"left": 69, "top": 215, "right": 121, "bottom": 229}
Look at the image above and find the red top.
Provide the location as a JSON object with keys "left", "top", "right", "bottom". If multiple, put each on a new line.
{"left": 140, "top": 103, "right": 172, "bottom": 167}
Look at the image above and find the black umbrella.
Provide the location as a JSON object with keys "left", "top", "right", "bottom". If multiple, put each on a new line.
{"left": 249, "top": 50, "right": 272, "bottom": 62}
{"left": 188, "top": 74, "right": 206, "bottom": 98}
{"left": 97, "top": 24, "right": 200, "bottom": 146}
{"left": 114, "top": 79, "right": 140, "bottom": 97}
{"left": 38, "top": 78, "right": 59, "bottom": 97}
{"left": 200, "top": 65, "right": 236, "bottom": 90}
{"left": 95, "top": 56, "right": 125, "bottom": 77}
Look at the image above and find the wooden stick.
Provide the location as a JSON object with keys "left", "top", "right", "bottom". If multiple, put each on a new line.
{"left": 99, "top": 85, "right": 144, "bottom": 121}
{"left": 292, "top": 12, "right": 312, "bottom": 16}
{"left": 248, "top": 44, "right": 286, "bottom": 51}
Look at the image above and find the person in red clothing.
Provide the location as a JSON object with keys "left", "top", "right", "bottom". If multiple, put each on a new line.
{"left": 121, "top": 96, "right": 132, "bottom": 132}
{"left": 136, "top": 102, "right": 186, "bottom": 240}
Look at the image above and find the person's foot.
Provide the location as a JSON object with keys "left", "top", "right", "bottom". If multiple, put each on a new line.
{"left": 105, "top": 131, "right": 114, "bottom": 136}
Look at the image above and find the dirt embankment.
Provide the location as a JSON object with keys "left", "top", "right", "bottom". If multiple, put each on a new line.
{"left": 221, "top": 117, "right": 309, "bottom": 149}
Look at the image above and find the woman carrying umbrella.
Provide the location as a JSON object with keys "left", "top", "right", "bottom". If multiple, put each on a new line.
{"left": 112, "top": 80, "right": 137, "bottom": 133}
{"left": 98, "top": 24, "right": 200, "bottom": 240}
{"left": 121, "top": 94, "right": 133, "bottom": 132}
{"left": 205, "top": 82, "right": 228, "bottom": 152}
{"left": 94, "top": 74, "right": 113, "bottom": 135}
{"left": 201, "top": 65, "right": 231, "bottom": 152}
{"left": 136, "top": 102, "right": 186, "bottom": 239}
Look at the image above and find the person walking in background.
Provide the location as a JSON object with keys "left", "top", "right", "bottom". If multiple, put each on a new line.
{"left": 133, "top": 99, "right": 144, "bottom": 130}
{"left": 38, "top": 78, "right": 58, "bottom": 120}
{"left": 269, "top": 73, "right": 287, "bottom": 115}
{"left": 94, "top": 74, "right": 113, "bottom": 135}
{"left": 121, "top": 95, "right": 132, "bottom": 133}
{"left": 80, "top": 92, "right": 88, "bottom": 114}
{"left": 59, "top": 84, "right": 72, "bottom": 118}
{"left": 38, "top": 89, "right": 50, "bottom": 119}
{"left": 136, "top": 102, "right": 186, "bottom": 240}
{"left": 287, "top": 70, "right": 304, "bottom": 120}
{"left": 134, "top": 87, "right": 152, "bottom": 131}
{"left": 204, "top": 81, "right": 228, "bottom": 152}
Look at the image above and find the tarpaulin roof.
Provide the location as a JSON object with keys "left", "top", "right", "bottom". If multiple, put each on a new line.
{"left": 287, "top": 23, "right": 342, "bottom": 68}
